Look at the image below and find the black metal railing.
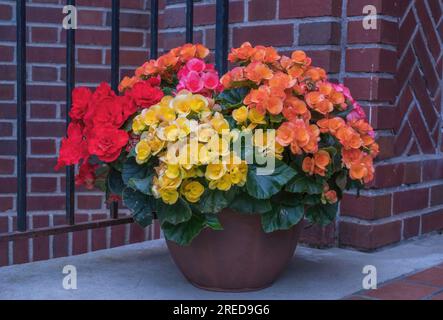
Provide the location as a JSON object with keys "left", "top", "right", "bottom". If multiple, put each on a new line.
{"left": 0, "top": 0, "right": 230, "bottom": 242}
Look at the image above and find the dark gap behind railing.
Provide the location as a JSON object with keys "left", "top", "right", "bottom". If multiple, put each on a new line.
{"left": 1, "top": 0, "right": 230, "bottom": 243}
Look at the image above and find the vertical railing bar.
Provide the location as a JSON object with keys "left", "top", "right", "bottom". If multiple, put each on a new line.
{"left": 215, "top": 0, "right": 229, "bottom": 75}
{"left": 66, "top": 0, "right": 76, "bottom": 225}
{"left": 150, "top": 0, "right": 159, "bottom": 59}
{"left": 185, "top": 0, "right": 194, "bottom": 43}
{"left": 110, "top": 0, "right": 120, "bottom": 219}
{"left": 16, "top": 0, "right": 27, "bottom": 232}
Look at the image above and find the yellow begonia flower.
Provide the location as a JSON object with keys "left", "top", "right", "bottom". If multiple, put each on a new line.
{"left": 158, "top": 174, "right": 182, "bottom": 190}
{"left": 159, "top": 105, "right": 176, "bottom": 122}
{"left": 176, "top": 117, "right": 191, "bottom": 138}
{"left": 248, "top": 108, "right": 267, "bottom": 124}
{"left": 160, "top": 95, "right": 173, "bottom": 107}
{"left": 181, "top": 166, "right": 203, "bottom": 179}
{"left": 171, "top": 95, "right": 191, "bottom": 115}
{"left": 180, "top": 180, "right": 205, "bottom": 203}
{"left": 164, "top": 124, "right": 180, "bottom": 141}
{"left": 210, "top": 112, "right": 230, "bottom": 134}
{"left": 229, "top": 162, "right": 248, "bottom": 185}
{"left": 232, "top": 106, "right": 249, "bottom": 123}
{"left": 142, "top": 107, "right": 159, "bottom": 126}
{"left": 189, "top": 94, "right": 209, "bottom": 113}
{"left": 135, "top": 140, "right": 152, "bottom": 164}
{"left": 206, "top": 137, "right": 230, "bottom": 159}
{"left": 209, "top": 174, "right": 232, "bottom": 191}
{"left": 197, "top": 123, "right": 216, "bottom": 143}
{"left": 165, "top": 164, "right": 180, "bottom": 179}
{"left": 159, "top": 189, "right": 179, "bottom": 205}
{"left": 132, "top": 115, "right": 146, "bottom": 134}
{"left": 205, "top": 163, "right": 227, "bottom": 181}
{"left": 148, "top": 135, "right": 165, "bottom": 155}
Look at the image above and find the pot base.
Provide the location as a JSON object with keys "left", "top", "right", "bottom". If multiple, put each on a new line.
{"left": 166, "top": 209, "right": 304, "bottom": 292}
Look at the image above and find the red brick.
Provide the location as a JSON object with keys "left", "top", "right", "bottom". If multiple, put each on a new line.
{"left": 0, "top": 25, "right": 15, "bottom": 41}
{"left": 192, "top": 2, "right": 244, "bottom": 26}
{"left": 130, "top": 223, "right": 146, "bottom": 244}
{"left": 0, "top": 122, "right": 13, "bottom": 137}
{"left": 279, "top": 0, "right": 342, "bottom": 18}
{"left": 249, "top": 0, "right": 276, "bottom": 21}
{"left": 105, "top": 50, "right": 147, "bottom": 66}
{"left": 30, "top": 104, "right": 57, "bottom": 119}
{"left": 78, "top": 48, "right": 103, "bottom": 65}
{"left": 375, "top": 134, "right": 395, "bottom": 160}
{"left": 110, "top": 224, "right": 126, "bottom": 248}
{"left": 78, "top": 195, "right": 103, "bottom": 210}
{"left": 120, "top": 31, "right": 145, "bottom": 47}
{"left": 300, "top": 222, "right": 335, "bottom": 248}
{"left": 30, "top": 177, "right": 57, "bottom": 193}
{"left": 0, "top": 197, "right": 13, "bottom": 212}
{"left": 346, "top": 48, "right": 397, "bottom": 73}
{"left": 422, "top": 209, "right": 443, "bottom": 233}
{"left": 344, "top": 77, "right": 397, "bottom": 102}
{"left": 91, "top": 214, "right": 108, "bottom": 251}
{"left": 0, "top": 4, "right": 12, "bottom": 20}
{"left": 78, "top": 9, "right": 104, "bottom": 26}
{"left": 403, "top": 216, "right": 421, "bottom": 239}
{"left": 159, "top": 31, "right": 203, "bottom": 51}
{"left": 0, "top": 141, "right": 16, "bottom": 156}
{"left": 393, "top": 188, "right": 428, "bottom": 214}
{"left": 0, "top": 216, "right": 8, "bottom": 266}
{"left": 27, "top": 85, "right": 65, "bottom": 101}
{"left": 431, "top": 185, "right": 443, "bottom": 206}
{"left": 28, "top": 121, "right": 66, "bottom": 138}
{"left": 27, "top": 196, "right": 65, "bottom": 211}
{"left": 31, "top": 27, "right": 59, "bottom": 43}
{"left": 53, "top": 215, "right": 68, "bottom": 258}
{"left": 363, "top": 281, "right": 438, "bottom": 300}
{"left": 423, "top": 159, "right": 443, "bottom": 182}
{"left": 407, "top": 267, "right": 443, "bottom": 287}
{"left": 13, "top": 239, "right": 29, "bottom": 265}
{"left": 0, "top": 178, "right": 17, "bottom": 193}
{"left": 0, "top": 84, "right": 14, "bottom": 100}
{"left": 233, "top": 24, "right": 293, "bottom": 48}
{"left": 299, "top": 22, "right": 341, "bottom": 45}
{"left": 28, "top": 46, "right": 65, "bottom": 63}
{"left": 402, "top": 161, "right": 422, "bottom": 184}
{"left": 432, "top": 292, "right": 443, "bottom": 300}
{"left": 347, "top": 20, "right": 398, "bottom": 45}
{"left": 0, "top": 65, "right": 16, "bottom": 81}
{"left": 0, "top": 159, "right": 14, "bottom": 175}
{"left": 30, "top": 139, "right": 56, "bottom": 155}
{"left": 27, "top": 6, "right": 64, "bottom": 23}
{"left": 27, "top": 158, "right": 57, "bottom": 174}
{"left": 73, "top": 214, "right": 89, "bottom": 255}
{"left": 339, "top": 221, "right": 402, "bottom": 250}
{"left": 32, "top": 66, "right": 58, "bottom": 81}
{"left": 32, "top": 215, "right": 50, "bottom": 261}
{"left": 0, "top": 46, "right": 14, "bottom": 62}
{"left": 341, "top": 193, "right": 392, "bottom": 220}
{"left": 306, "top": 50, "right": 341, "bottom": 73}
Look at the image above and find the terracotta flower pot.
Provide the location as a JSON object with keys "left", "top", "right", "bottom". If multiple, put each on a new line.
{"left": 166, "top": 208, "right": 304, "bottom": 292}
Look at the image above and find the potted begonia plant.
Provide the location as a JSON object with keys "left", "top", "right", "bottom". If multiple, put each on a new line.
{"left": 56, "top": 43, "right": 378, "bottom": 292}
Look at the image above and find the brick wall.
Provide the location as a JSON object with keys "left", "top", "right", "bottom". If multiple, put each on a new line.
{"left": 0, "top": 0, "right": 442, "bottom": 266}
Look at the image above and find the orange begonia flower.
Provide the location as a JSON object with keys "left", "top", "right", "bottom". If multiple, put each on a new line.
{"left": 253, "top": 46, "right": 280, "bottom": 63}
{"left": 118, "top": 76, "right": 140, "bottom": 92}
{"left": 317, "top": 117, "right": 346, "bottom": 134}
{"left": 336, "top": 126, "right": 363, "bottom": 150}
{"left": 276, "top": 121, "right": 296, "bottom": 146}
{"left": 244, "top": 61, "right": 273, "bottom": 84}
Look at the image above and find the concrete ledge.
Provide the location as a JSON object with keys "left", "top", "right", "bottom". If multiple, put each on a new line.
{"left": 0, "top": 234, "right": 442, "bottom": 299}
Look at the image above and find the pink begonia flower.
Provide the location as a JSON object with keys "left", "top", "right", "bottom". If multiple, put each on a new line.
{"left": 176, "top": 80, "right": 186, "bottom": 92}
{"left": 185, "top": 71, "right": 204, "bottom": 93}
{"left": 331, "top": 83, "right": 353, "bottom": 102}
{"left": 186, "top": 58, "right": 206, "bottom": 73}
{"left": 205, "top": 63, "right": 216, "bottom": 71}
{"left": 177, "top": 66, "right": 190, "bottom": 79}
{"left": 202, "top": 72, "right": 220, "bottom": 90}
{"left": 347, "top": 102, "right": 367, "bottom": 122}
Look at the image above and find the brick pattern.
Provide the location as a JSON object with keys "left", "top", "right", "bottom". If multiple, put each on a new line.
{"left": 338, "top": 0, "right": 443, "bottom": 251}
{"left": 347, "top": 263, "right": 443, "bottom": 300}
{"left": 0, "top": 0, "right": 442, "bottom": 266}
{"left": 0, "top": 213, "right": 158, "bottom": 266}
